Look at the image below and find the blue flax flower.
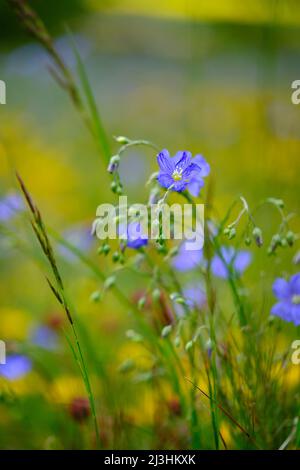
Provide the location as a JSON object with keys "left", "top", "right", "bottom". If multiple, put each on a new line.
{"left": 59, "top": 225, "right": 94, "bottom": 262}
{"left": 0, "top": 192, "right": 24, "bottom": 222}
{"left": 0, "top": 354, "right": 32, "bottom": 380}
{"left": 174, "top": 283, "right": 207, "bottom": 317}
{"left": 157, "top": 150, "right": 210, "bottom": 196}
{"left": 30, "top": 325, "right": 58, "bottom": 350}
{"left": 172, "top": 240, "right": 203, "bottom": 272}
{"left": 271, "top": 273, "right": 300, "bottom": 326}
{"left": 211, "top": 246, "right": 252, "bottom": 279}
{"left": 119, "top": 221, "right": 148, "bottom": 249}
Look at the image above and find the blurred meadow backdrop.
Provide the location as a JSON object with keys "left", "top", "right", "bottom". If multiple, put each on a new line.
{"left": 0, "top": 0, "right": 300, "bottom": 450}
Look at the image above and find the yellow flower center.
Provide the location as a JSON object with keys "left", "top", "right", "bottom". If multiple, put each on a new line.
{"left": 172, "top": 169, "right": 183, "bottom": 181}
{"left": 292, "top": 295, "right": 300, "bottom": 305}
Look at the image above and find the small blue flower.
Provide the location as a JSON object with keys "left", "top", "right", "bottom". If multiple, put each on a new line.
{"left": 59, "top": 225, "right": 94, "bottom": 261}
{"left": 174, "top": 283, "right": 207, "bottom": 317}
{"left": 0, "top": 354, "right": 32, "bottom": 380}
{"left": 0, "top": 192, "right": 24, "bottom": 222}
{"left": 211, "top": 246, "right": 252, "bottom": 279}
{"left": 30, "top": 325, "right": 58, "bottom": 350}
{"left": 157, "top": 150, "right": 210, "bottom": 196}
{"left": 172, "top": 240, "right": 203, "bottom": 271}
{"left": 271, "top": 273, "right": 300, "bottom": 326}
{"left": 119, "top": 221, "right": 148, "bottom": 250}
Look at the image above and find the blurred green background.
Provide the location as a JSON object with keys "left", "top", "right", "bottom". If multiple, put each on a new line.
{"left": 0, "top": 0, "right": 300, "bottom": 449}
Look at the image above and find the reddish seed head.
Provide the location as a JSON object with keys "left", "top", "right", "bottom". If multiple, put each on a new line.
{"left": 46, "top": 312, "right": 63, "bottom": 331}
{"left": 69, "top": 397, "right": 90, "bottom": 423}
{"left": 168, "top": 398, "right": 181, "bottom": 416}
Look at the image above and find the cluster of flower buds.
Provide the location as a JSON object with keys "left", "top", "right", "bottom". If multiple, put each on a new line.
{"left": 267, "top": 230, "right": 296, "bottom": 255}
{"left": 110, "top": 180, "right": 123, "bottom": 195}
{"left": 223, "top": 225, "right": 236, "bottom": 240}
{"left": 97, "top": 243, "right": 111, "bottom": 256}
{"left": 98, "top": 242, "right": 125, "bottom": 265}
{"left": 224, "top": 224, "right": 264, "bottom": 248}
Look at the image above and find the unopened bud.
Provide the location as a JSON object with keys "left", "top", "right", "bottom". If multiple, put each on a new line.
{"left": 112, "top": 251, "right": 120, "bottom": 262}
{"left": 152, "top": 288, "right": 161, "bottom": 302}
{"left": 114, "top": 136, "right": 130, "bottom": 144}
{"left": 228, "top": 227, "right": 236, "bottom": 240}
{"left": 107, "top": 155, "right": 120, "bottom": 174}
{"left": 126, "top": 329, "right": 143, "bottom": 342}
{"left": 293, "top": 251, "right": 300, "bottom": 265}
{"left": 116, "top": 185, "right": 123, "bottom": 195}
{"left": 280, "top": 237, "right": 288, "bottom": 247}
{"left": 110, "top": 181, "right": 118, "bottom": 193}
{"left": 161, "top": 325, "right": 172, "bottom": 338}
{"left": 170, "top": 292, "right": 185, "bottom": 304}
{"left": 252, "top": 227, "right": 263, "bottom": 247}
{"left": 269, "top": 233, "right": 281, "bottom": 253}
{"left": 185, "top": 340, "right": 194, "bottom": 351}
{"left": 137, "top": 297, "right": 146, "bottom": 310}
{"left": 104, "top": 276, "right": 116, "bottom": 290}
{"left": 268, "top": 197, "right": 284, "bottom": 209}
{"left": 148, "top": 187, "right": 160, "bottom": 205}
{"left": 90, "top": 291, "right": 101, "bottom": 303}
{"left": 286, "top": 231, "right": 295, "bottom": 246}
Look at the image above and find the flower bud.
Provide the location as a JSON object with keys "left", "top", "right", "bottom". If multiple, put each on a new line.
{"left": 137, "top": 297, "right": 146, "bottom": 310}
{"left": 293, "top": 251, "right": 300, "bottom": 265}
{"left": 116, "top": 185, "right": 123, "bottom": 195}
{"left": 104, "top": 276, "right": 116, "bottom": 290}
{"left": 114, "top": 136, "right": 130, "bottom": 144}
{"left": 161, "top": 324, "right": 172, "bottom": 338}
{"left": 286, "top": 231, "right": 295, "bottom": 246}
{"left": 148, "top": 187, "right": 160, "bottom": 205}
{"left": 280, "top": 237, "right": 288, "bottom": 247}
{"left": 112, "top": 251, "right": 120, "bottom": 262}
{"left": 107, "top": 155, "right": 120, "bottom": 174}
{"left": 152, "top": 288, "right": 161, "bottom": 302}
{"left": 126, "top": 329, "right": 143, "bottom": 342}
{"left": 267, "top": 197, "right": 284, "bottom": 209}
{"left": 102, "top": 244, "right": 111, "bottom": 255}
{"left": 170, "top": 292, "right": 185, "bottom": 304}
{"left": 185, "top": 340, "right": 194, "bottom": 351}
{"left": 269, "top": 233, "right": 281, "bottom": 253}
{"left": 110, "top": 181, "right": 118, "bottom": 193}
{"left": 252, "top": 227, "right": 263, "bottom": 247}
{"left": 90, "top": 291, "right": 101, "bottom": 303}
{"left": 228, "top": 227, "right": 236, "bottom": 240}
